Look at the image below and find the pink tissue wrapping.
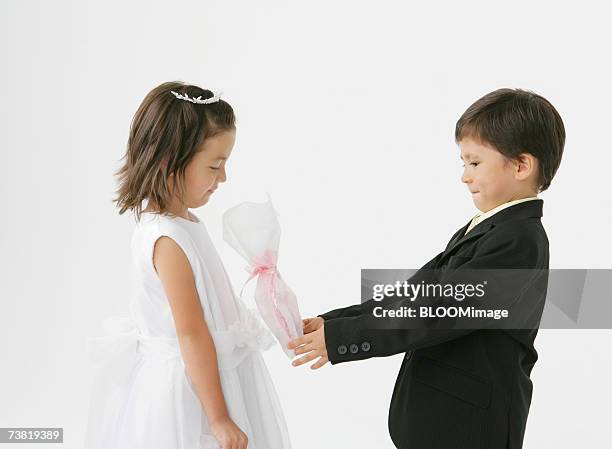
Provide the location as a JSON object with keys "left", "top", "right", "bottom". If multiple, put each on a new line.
{"left": 223, "top": 200, "right": 303, "bottom": 358}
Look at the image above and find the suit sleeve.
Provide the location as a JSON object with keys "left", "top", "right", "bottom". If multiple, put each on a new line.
{"left": 323, "top": 225, "right": 547, "bottom": 365}
{"left": 317, "top": 251, "right": 446, "bottom": 321}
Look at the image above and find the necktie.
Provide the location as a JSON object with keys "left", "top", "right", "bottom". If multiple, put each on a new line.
{"left": 464, "top": 214, "right": 481, "bottom": 236}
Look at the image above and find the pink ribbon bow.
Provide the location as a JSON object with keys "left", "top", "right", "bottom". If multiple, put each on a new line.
{"left": 240, "top": 252, "right": 292, "bottom": 343}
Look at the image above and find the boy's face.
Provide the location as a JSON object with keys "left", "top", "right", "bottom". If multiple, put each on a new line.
{"left": 459, "top": 137, "right": 537, "bottom": 213}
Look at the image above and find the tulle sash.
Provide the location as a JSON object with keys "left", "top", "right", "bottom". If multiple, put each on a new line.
{"left": 88, "top": 308, "right": 275, "bottom": 372}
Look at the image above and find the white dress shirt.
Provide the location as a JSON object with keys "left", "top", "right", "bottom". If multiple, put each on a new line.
{"left": 464, "top": 197, "right": 540, "bottom": 236}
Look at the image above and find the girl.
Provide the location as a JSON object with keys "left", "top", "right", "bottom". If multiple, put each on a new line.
{"left": 84, "top": 81, "right": 292, "bottom": 449}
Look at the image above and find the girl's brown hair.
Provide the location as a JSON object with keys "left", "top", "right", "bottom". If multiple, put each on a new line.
{"left": 114, "top": 81, "right": 236, "bottom": 221}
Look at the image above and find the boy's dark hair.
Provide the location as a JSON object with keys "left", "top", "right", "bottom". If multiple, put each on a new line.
{"left": 114, "top": 81, "right": 236, "bottom": 221}
{"left": 455, "top": 88, "right": 565, "bottom": 193}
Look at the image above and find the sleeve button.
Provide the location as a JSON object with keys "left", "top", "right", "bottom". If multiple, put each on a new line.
{"left": 337, "top": 344, "right": 348, "bottom": 355}
{"left": 361, "top": 342, "right": 371, "bottom": 352}
{"left": 349, "top": 344, "right": 359, "bottom": 354}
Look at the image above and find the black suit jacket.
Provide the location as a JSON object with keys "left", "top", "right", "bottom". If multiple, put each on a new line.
{"left": 319, "top": 199, "right": 549, "bottom": 449}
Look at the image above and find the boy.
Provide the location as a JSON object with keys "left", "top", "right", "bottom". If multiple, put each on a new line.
{"left": 288, "top": 88, "right": 565, "bottom": 449}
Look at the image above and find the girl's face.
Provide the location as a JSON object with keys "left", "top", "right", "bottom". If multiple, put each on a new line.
{"left": 177, "top": 129, "right": 236, "bottom": 208}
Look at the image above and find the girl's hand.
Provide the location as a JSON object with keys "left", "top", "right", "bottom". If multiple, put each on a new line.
{"left": 302, "top": 316, "right": 324, "bottom": 334}
{"left": 210, "top": 417, "right": 248, "bottom": 449}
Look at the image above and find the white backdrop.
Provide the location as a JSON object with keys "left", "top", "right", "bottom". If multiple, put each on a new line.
{"left": 2, "top": 1, "right": 611, "bottom": 448}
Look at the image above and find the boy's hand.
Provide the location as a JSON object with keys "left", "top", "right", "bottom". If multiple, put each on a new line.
{"left": 288, "top": 325, "right": 328, "bottom": 370}
{"left": 302, "top": 316, "right": 324, "bottom": 334}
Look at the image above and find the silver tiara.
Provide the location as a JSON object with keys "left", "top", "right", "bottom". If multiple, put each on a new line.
{"left": 170, "top": 90, "right": 222, "bottom": 104}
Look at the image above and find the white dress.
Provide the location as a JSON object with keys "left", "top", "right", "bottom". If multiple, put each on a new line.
{"left": 84, "top": 210, "right": 292, "bottom": 449}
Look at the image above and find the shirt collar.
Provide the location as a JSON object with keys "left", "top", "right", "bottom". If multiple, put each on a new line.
{"left": 469, "top": 196, "right": 540, "bottom": 228}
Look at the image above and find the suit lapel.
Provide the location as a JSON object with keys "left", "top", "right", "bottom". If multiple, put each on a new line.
{"left": 444, "top": 220, "right": 472, "bottom": 251}
{"left": 442, "top": 199, "right": 544, "bottom": 259}
{"left": 444, "top": 221, "right": 495, "bottom": 257}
